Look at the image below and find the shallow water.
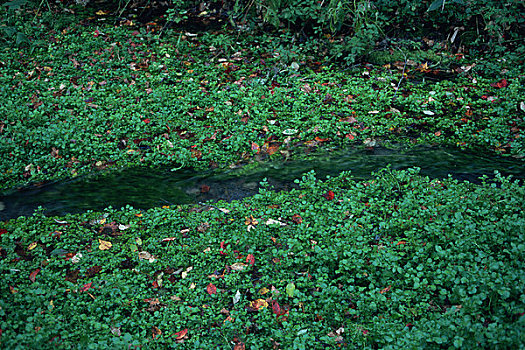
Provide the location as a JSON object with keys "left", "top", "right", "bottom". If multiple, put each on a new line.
{"left": 1, "top": 145, "right": 523, "bottom": 221}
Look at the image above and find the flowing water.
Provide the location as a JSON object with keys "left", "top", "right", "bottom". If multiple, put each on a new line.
{"left": 1, "top": 145, "right": 524, "bottom": 221}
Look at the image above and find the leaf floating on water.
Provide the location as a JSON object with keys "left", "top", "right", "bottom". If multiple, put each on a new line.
{"left": 98, "top": 239, "right": 112, "bottom": 250}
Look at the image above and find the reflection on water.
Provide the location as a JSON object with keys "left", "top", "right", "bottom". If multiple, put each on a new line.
{"left": 1, "top": 145, "right": 524, "bottom": 220}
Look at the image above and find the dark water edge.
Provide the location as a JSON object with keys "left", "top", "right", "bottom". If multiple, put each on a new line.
{"left": 1, "top": 145, "right": 524, "bottom": 221}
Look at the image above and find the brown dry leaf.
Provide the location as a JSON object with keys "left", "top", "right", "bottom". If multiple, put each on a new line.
{"left": 152, "top": 326, "right": 162, "bottom": 339}
{"left": 98, "top": 239, "right": 112, "bottom": 250}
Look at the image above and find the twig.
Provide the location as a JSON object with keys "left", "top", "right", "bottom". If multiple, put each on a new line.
{"left": 393, "top": 49, "right": 408, "bottom": 101}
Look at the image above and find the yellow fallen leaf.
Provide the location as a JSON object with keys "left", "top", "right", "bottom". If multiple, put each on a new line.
{"left": 250, "top": 299, "right": 268, "bottom": 310}
{"left": 28, "top": 242, "right": 38, "bottom": 250}
{"left": 259, "top": 287, "right": 269, "bottom": 295}
{"left": 98, "top": 239, "right": 112, "bottom": 250}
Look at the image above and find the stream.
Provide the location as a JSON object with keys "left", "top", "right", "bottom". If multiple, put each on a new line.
{"left": 1, "top": 145, "right": 524, "bottom": 221}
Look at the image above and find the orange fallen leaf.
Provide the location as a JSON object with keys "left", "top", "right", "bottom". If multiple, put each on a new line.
{"left": 380, "top": 285, "right": 391, "bottom": 294}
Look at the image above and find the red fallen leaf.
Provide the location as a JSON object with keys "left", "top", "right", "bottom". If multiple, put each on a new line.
{"left": 219, "top": 241, "right": 228, "bottom": 255}
{"left": 207, "top": 283, "right": 217, "bottom": 295}
{"left": 363, "top": 329, "right": 369, "bottom": 336}
{"left": 314, "top": 136, "right": 329, "bottom": 142}
{"left": 246, "top": 254, "right": 255, "bottom": 265}
{"left": 175, "top": 328, "right": 188, "bottom": 340}
{"left": 396, "top": 241, "right": 407, "bottom": 245}
{"left": 346, "top": 133, "right": 355, "bottom": 140}
{"left": 272, "top": 301, "right": 281, "bottom": 315}
{"left": 29, "top": 268, "right": 40, "bottom": 282}
{"left": 251, "top": 142, "right": 260, "bottom": 154}
{"left": 234, "top": 342, "right": 246, "bottom": 350}
{"left": 0, "top": 228, "right": 7, "bottom": 236}
{"left": 80, "top": 282, "right": 92, "bottom": 292}
{"left": 323, "top": 190, "right": 335, "bottom": 200}
{"left": 152, "top": 280, "right": 159, "bottom": 289}
{"left": 490, "top": 79, "right": 508, "bottom": 89}
{"left": 143, "top": 118, "right": 150, "bottom": 124}
{"left": 200, "top": 184, "right": 210, "bottom": 193}
{"left": 434, "top": 131, "right": 442, "bottom": 137}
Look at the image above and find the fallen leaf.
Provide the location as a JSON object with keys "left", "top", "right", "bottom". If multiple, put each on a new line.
{"left": 138, "top": 251, "right": 156, "bottom": 262}
{"left": 291, "top": 214, "right": 302, "bottom": 224}
{"left": 272, "top": 300, "right": 281, "bottom": 315}
{"left": 207, "top": 283, "right": 217, "bottom": 295}
{"left": 233, "top": 290, "right": 241, "bottom": 304}
{"left": 98, "top": 239, "right": 112, "bottom": 251}
{"left": 152, "top": 326, "right": 161, "bottom": 339}
{"left": 230, "top": 262, "right": 246, "bottom": 271}
{"left": 323, "top": 190, "right": 335, "bottom": 200}
{"left": 28, "top": 242, "right": 37, "bottom": 250}
{"left": 71, "top": 252, "right": 83, "bottom": 263}
{"left": 175, "top": 328, "right": 188, "bottom": 340}
{"left": 490, "top": 78, "right": 508, "bottom": 89}
{"left": 245, "top": 215, "right": 258, "bottom": 226}
{"left": 250, "top": 299, "right": 269, "bottom": 310}
{"left": 380, "top": 285, "right": 391, "bottom": 294}
{"left": 29, "top": 268, "right": 40, "bottom": 282}
{"left": 234, "top": 342, "right": 246, "bottom": 350}
{"left": 246, "top": 254, "right": 255, "bottom": 265}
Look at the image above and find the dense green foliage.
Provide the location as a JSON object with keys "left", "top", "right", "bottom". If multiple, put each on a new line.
{"left": 1, "top": 1, "right": 524, "bottom": 348}
{"left": 1, "top": 169, "right": 524, "bottom": 348}
{"left": 0, "top": 7, "right": 523, "bottom": 190}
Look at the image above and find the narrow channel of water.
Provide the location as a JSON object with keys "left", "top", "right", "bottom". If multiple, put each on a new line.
{"left": 1, "top": 145, "right": 523, "bottom": 221}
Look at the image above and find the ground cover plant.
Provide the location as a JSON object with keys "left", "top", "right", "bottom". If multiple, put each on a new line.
{"left": 1, "top": 0, "right": 525, "bottom": 348}
{"left": 0, "top": 1, "right": 524, "bottom": 190}
{"left": 1, "top": 169, "right": 524, "bottom": 348}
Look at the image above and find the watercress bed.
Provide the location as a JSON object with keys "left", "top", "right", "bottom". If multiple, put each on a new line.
{"left": 0, "top": 1, "right": 524, "bottom": 348}
{"left": 1, "top": 169, "right": 524, "bottom": 348}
